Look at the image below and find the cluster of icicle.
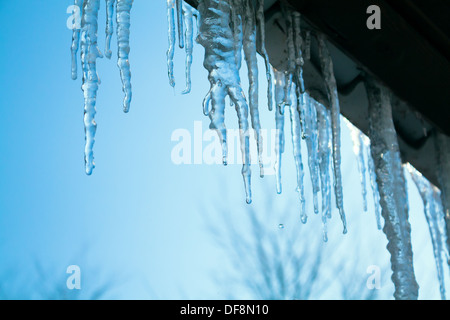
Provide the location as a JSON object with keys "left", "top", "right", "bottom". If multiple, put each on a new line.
{"left": 167, "top": 0, "right": 447, "bottom": 299}
{"left": 347, "top": 104, "right": 447, "bottom": 300}
{"left": 167, "top": 0, "right": 267, "bottom": 205}
{"left": 167, "top": 0, "right": 349, "bottom": 239}
{"left": 70, "top": 0, "right": 133, "bottom": 175}
{"left": 407, "top": 164, "right": 448, "bottom": 300}
{"left": 346, "top": 119, "right": 382, "bottom": 230}
{"left": 271, "top": 4, "right": 343, "bottom": 240}
{"left": 269, "top": 4, "right": 350, "bottom": 238}
{"left": 67, "top": 0, "right": 450, "bottom": 300}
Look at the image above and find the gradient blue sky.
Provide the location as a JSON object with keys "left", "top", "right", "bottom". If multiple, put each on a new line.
{"left": 0, "top": 0, "right": 447, "bottom": 299}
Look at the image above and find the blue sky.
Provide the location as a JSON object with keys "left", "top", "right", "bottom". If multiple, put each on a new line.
{"left": 0, "top": 0, "right": 447, "bottom": 299}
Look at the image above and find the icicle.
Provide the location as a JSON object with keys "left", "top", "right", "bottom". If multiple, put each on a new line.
{"left": 241, "top": 0, "right": 264, "bottom": 178}
{"left": 347, "top": 120, "right": 368, "bottom": 212}
{"left": 365, "top": 77, "right": 418, "bottom": 300}
{"left": 304, "top": 94, "right": 320, "bottom": 214}
{"left": 317, "top": 34, "right": 347, "bottom": 234}
{"left": 295, "top": 83, "right": 307, "bottom": 141}
{"left": 181, "top": 2, "right": 196, "bottom": 94}
{"left": 281, "top": 4, "right": 295, "bottom": 103}
{"left": 282, "top": 73, "right": 293, "bottom": 112}
{"left": 105, "top": 0, "right": 115, "bottom": 59}
{"left": 408, "top": 164, "right": 446, "bottom": 300}
{"left": 116, "top": 0, "right": 133, "bottom": 113}
{"left": 80, "top": 0, "right": 103, "bottom": 175}
{"left": 365, "top": 137, "right": 382, "bottom": 230}
{"left": 197, "top": 0, "right": 252, "bottom": 204}
{"left": 70, "top": 0, "right": 83, "bottom": 80}
{"left": 291, "top": 11, "right": 307, "bottom": 140}
{"left": 282, "top": 6, "right": 295, "bottom": 77}
{"left": 274, "top": 70, "right": 286, "bottom": 195}
{"left": 292, "top": 12, "right": 304, "bottom": 68}
{"left": 288, "top": 82, "right": 306, "bottom": 224}
{"left": 255, "top": 0, "right": 273, "bottom": 111}
{"left": 166, "top": 0, "right": 176, "bottom": 88}
{"left": 176, "top": 0, "right": 184, "bottom": 49}
{"left": 316, "top": 102, "right": 332, "bottom": 241}
{"left": 434, "top": 132, "right": 450, "bottom": 266}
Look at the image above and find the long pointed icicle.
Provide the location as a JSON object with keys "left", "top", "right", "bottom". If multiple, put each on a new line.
{"left": 316, "top": 102, "right": 332, "bottom": 241}
{"left": 242, "top": 0, "right": 264, "bottom": 178}
{"left": 288, "top": 82, "right": 306, "bottom": 224}
{"left": 181, "top": 2, "right": 196, "bottom": 94}
{"left": 408, "top": 164, "right": 446, "bottom": 300}
{"left": 116, "top": 0, "right": 133, "bottom": 113}
{"left": 365, "top": 77, "right": 419, "bottom": 300}
{"left": 166, "top": 0, "right": 176, "bottom": 88}
{"left": 282, "top": 5, "right": 295, "bottom": 103}
{"left": 274, "top": 70, "right": 286, "bottom": 195}
{"left": 70, "top": 0, "right": 83, "bottom": 80}
{"left": 347, "top": 121, "right": 368, "bottom": 212}
{"left": 291, "top": 11, "right": 307, "bottom": 139}
{"left": 434, "top": 132, "right": 450, "bottom": 266}
{"left": 256, "top": 0, "right": 273, "bottom": 111}
{"left": 197, "top": 0, "right": 252, "bottom": 204}
{"left": 366, "top": 137, "right": 382, "bottom": 230}
{"left": 317, "top": 34, "right": 347, "bottom": 234}
{"left": 304, "top": 93, "right": 320, "bottom": 214}
{"left": 80, "top": 0, "right": 103, "bottom": 175}
{"left": 105, "top": 0, "right": 115, "bottom": 59}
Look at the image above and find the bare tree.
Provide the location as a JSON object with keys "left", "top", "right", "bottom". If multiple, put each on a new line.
{"left": 206, "top": 190, "right": 391, "bottom": 300}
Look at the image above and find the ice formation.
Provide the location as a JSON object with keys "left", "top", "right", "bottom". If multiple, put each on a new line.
{"left": 71, "top": 0, "right": 134, "bottom": 174}
{"left": 167, "top": 0, "right": 283, "bottom": 203}
{"left": 181, "top": 1, "right": 197, "bottom": 94}
{"left": 105, "top": 0, "right": 115, "bottom": 59}
{"left": 303, "top": 93, "right": 320, "bottom": 215}
{"left": 116, "top": 0, "right": 133, "bottom": 113}
{"left": 164, "top": 2, "right": 381, "bottom": 242}
{"left": 241, "top": 0, "right": 264, "bottom": 178}
{"left": 346, "top": 119, "right": 383, "bottom": 229}
{"left": 165, "top": 1, "right": 340, "bottom": 236}
{"left": 71, "top": 0, "right": 83, "bottom": 81}
{"left": 408, "top": 164, "right": 447, "bottom": 300}
{"left": 316, "top": 102, "right": 332, "bottom": 241}
{"left": 256, "top": 0, "right": 273, "bottom": 112}
{"left": 317, "top": 34, "right": 347, "bottom": 234}
{"left": 79, "top": 0, "right": 102, "bottom": 175}
{"left": 365, "top": 77, "right": 419, "bottom": 300}
{"left": 68, "top": 0, "right": 450, "bottom": 299}
{"left": 166, "top": 0, "right": 176, "bottom": 88}
{"left": 287, "top": 82, "right": 306, "bottom": 225}
{"left": 347, "top": 121, "right": 368, "bottom": 212}
{"left": 196, "top": 0, "right": 255, "bottom": 203}
{"left": 366, "top": 137, "right": 383, "bottom": 230}
{"left": 274, "top": 71, "right": 286, "bottom": 196}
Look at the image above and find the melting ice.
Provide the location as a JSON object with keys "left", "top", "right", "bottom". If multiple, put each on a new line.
{"left": 68, "top": 0, "right": 450, "bottom": 299}
{"left": 165, "top": 1, "right": 348, "bottom": 237}
{"left": 71, "top": 0, "right": 134, "bottom": 175}
{"left": 365, "top": 77, "right": 418, "bottom": 300}
{"left": 346, "top": 119, "right": 382, "bottom": 229}
{"left": 408, "top": 164, "right": 448, "bottom": 300}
